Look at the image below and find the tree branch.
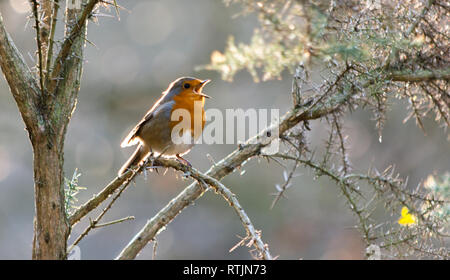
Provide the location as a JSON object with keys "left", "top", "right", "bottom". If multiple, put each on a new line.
{"left": 269, "top": 153, "right": 372, "bottom": 242}
{"left": 67, "top": 179, "right": 133, "bottom": 256}
{"left": 0, "top": 12, "right": 42, "bottom": 134}
{"left": 30, "top": 0, "right": 45, "bottom": 93}
{"left": 33, "top": 0, "right": 53, "bottom": 77}
{"left": 389, "top": 68, "right": 450, "bottom": 82}
{"left": 116, "top": 158, "right": 273, "bottom": 260}
{"left": 47, "top": 0, "right": 99, "bottom": 93}
{"left": 46, "top": 0, "right": 95, "bottom": 145}
{"left": 45, "top": 0, "right": 60, "bottom": 86}
{"left": 69, "top": 168, "right": 137, "bottom": 226}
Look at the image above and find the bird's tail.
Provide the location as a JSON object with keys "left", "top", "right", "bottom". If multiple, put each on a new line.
{"left": 118, "top": 144, "right": 149, "bottom": 176}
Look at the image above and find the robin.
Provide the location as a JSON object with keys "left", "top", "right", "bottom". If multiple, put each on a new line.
{"left": 118, "top": 77, "right": 211, "bottom": 176}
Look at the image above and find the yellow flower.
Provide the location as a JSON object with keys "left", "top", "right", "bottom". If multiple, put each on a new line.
{"left": 398, "top": 207, "right": 417, "bottom": 226}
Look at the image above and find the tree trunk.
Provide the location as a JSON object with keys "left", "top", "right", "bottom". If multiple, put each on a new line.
{"left": 30, "top": 2, "right": 87, "bottom": 258}
{"left": 0, "top": 0, "right": 89, "bottom": 259}
{"left": 31, "top": 136, "right": 69, "bottom": 259}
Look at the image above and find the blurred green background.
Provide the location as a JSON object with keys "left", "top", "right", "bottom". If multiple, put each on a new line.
{"left": 0, "top": 0, "right": 448, "bottom": 259}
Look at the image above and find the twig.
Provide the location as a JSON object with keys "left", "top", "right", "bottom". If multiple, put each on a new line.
{"left": 420, "top": 84, "right": 450, "bottom": 127}
{"left": 69, "top": 162, "right": 147, "bottom": 226}
{"left": 385, "top": 0, "right": 436, "bottom": 69}
{"left": 94, "top": 216, "right": 135, "bottom": 228}
{"left": 30, "top": 0, "right": 45, "bottom": 93}
{"left": 152, "top": 239, "right": 158, "bottom": 260}
{"left": 112, "top": 0, "right": 121, "bottom": 20}
{"left": 270, "top": 163, "right": 297, "bottom": 209}
{"left": 389, "top": 68, "right": 450, "bottom": 82}
{"left": 406, "top": 0, "right": 435, "bottom": 36}
{"left": 403, "top": 89, "right": 426, "bottom": 133}
{"left": 333, "top": 113, "right": 351, "bottom": 174}
{"left": 38, "top": 0, "right": 52, "bottom": 74}
{"left": 45, "top": 0, "right": 60, "bottom": 86}
{"left": 67, "top": 179, "right": 133, "bottom": 256}
{"left": 270, "top": 153, "right": 372, "bottom": 242}
{"left": 48, "top": 0, "right": 100, "bottom": 92}
{"left": 201, "top": 178, "right": 272, "bottom": 259}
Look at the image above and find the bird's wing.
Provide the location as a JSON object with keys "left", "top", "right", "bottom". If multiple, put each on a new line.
{"left": 120, "top": 112, "right": 152, "bottom": 148}
{"left": 120, "top": 94, "right": 168, "bottom": 148}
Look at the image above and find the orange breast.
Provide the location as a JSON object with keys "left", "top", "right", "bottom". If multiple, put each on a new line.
{"left": 170, "top": 92, "right": 206, "bottom": 137}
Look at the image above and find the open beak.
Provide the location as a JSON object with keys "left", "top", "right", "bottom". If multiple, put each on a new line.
{"left": 195, "top": 79, "right": 211, "bottom": 98}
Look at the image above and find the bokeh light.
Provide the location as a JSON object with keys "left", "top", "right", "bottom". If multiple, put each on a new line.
{"left": 150, "top": 50, "right": 189, "bottom": 86}
{"left": 75, "top": 133, "right": 114, "bottom": 176}
{"left": 126, "top": 1, "right": 174, "bottom": 46}
{"left": 101, "top": 45, "right": 140, "bottom": 85}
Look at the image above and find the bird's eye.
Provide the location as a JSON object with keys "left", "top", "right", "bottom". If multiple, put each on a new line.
{"left": 184, "top": 83, "right": 190, "bottom": 89}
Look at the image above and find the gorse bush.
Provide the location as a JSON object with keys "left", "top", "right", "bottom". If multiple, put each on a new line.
{"left": 203, "top": 0, "right": 449, "bottom": 259}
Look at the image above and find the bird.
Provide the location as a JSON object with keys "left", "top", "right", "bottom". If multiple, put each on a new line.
{"left": 118, "top": 77, "right": 211, "bottom": 176}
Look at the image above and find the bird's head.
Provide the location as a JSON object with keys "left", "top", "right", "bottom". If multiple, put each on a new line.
{"left": 167, "top": 77, "right": 211, "bottom": 100}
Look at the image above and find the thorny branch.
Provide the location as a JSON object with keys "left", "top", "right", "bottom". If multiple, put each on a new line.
{"left": 47, "top": 0, "right": 100, "bottom": 93}
{"left": 45, "top": 0, "right": 60, "bottom": 87}
{"left": 0, "top": 13, "right": 41, "bottom": 133}
{"left": 115, "top": 157, "right": 272, "bottom": 260}
{"left": 270, "top": 162, "right": 298, "bottom": 210}
{"left": 67, "top": 179, "right": 134, "bottom": 257}
{"left": 30, "top": 0, "right": 45, "bottom": 93}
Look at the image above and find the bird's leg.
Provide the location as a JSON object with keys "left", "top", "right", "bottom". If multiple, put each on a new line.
{"left": 176, "top": 154, "right": 192, "bottom": 167}
{"left": 144, "top": 150, "right": 162, "bottom": 174}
